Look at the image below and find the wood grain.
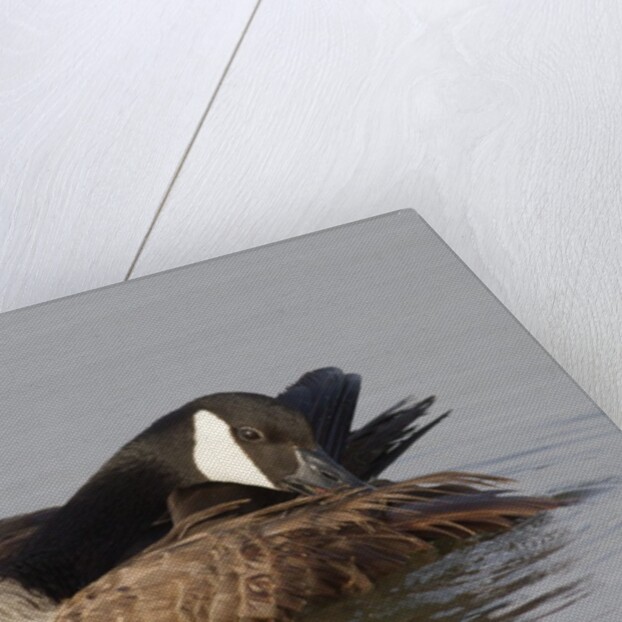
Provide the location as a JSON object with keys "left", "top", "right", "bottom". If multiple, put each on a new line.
{"left": 133, "top": 0, "right": 622, "bottom": 423}
{"left": 0, "top": 0, "right": 256, "bottom": 312}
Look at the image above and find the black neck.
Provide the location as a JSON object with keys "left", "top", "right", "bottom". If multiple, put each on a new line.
{"left": 0, "top": 450, "right": 178, "bottom": 601}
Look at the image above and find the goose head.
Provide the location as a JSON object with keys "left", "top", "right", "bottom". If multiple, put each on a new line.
{"left": 131, "top": 392, "right": 363, "bottom": 494}
{"left": 0, "top": 393, "right": 363, "bottom": 603}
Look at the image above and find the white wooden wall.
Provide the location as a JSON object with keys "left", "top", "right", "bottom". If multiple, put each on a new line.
{"left": 2, "top": 1, "right": 621, "bottom": 424}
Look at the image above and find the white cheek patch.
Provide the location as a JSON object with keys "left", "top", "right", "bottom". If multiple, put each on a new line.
{"left": 192, "top": 410, "right": 276, "bottom": 489}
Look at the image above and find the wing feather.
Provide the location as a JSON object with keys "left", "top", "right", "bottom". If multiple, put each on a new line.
{"left": 55, "top": 473, "right": 562, "bottom": 622}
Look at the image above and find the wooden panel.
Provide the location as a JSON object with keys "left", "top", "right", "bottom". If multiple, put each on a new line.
{"left": 133, "top": 0, "right": 622, "bottom": 421}
{"left": 0, "top": 0, "right": 257, "bottom": 312}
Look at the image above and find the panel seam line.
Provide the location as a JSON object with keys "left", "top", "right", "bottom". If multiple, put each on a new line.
{"left": 124, "top": 0, "right": 264, "bottom": 281}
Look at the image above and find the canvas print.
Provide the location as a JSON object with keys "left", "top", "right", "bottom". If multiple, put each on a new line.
{"left": 0, "top": 211, "right": 620, "bottom": 621}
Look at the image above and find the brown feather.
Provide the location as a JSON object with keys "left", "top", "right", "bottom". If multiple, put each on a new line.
{"left": 54, "top": 473, "right": 563, "bottom": 622}
{"left": 0, "top": 507, "right": 59, "bottom": 561}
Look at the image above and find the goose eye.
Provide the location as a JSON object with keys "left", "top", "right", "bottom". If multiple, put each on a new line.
{"left": 236, "top": 426, "right": 264, "bottom": 442}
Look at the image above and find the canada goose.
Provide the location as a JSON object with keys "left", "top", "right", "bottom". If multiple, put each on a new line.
{"left": 0, "top": 368, "right": 560, "bottom": 621}
{"left": 54, "top": 474, "right": 558, "bottom": 622}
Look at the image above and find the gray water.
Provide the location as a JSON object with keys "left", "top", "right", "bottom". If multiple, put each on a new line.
{"left": 1, "top": 212, "right": 620, "bottom": 620}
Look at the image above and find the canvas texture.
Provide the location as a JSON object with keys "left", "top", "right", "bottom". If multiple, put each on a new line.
{"left": 0, "top": 210, "right": 619, "bottom": 620}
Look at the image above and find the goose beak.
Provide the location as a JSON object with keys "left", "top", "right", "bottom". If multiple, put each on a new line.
{"left": 280, "top": 447, "right": 366, "bottom": 494}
